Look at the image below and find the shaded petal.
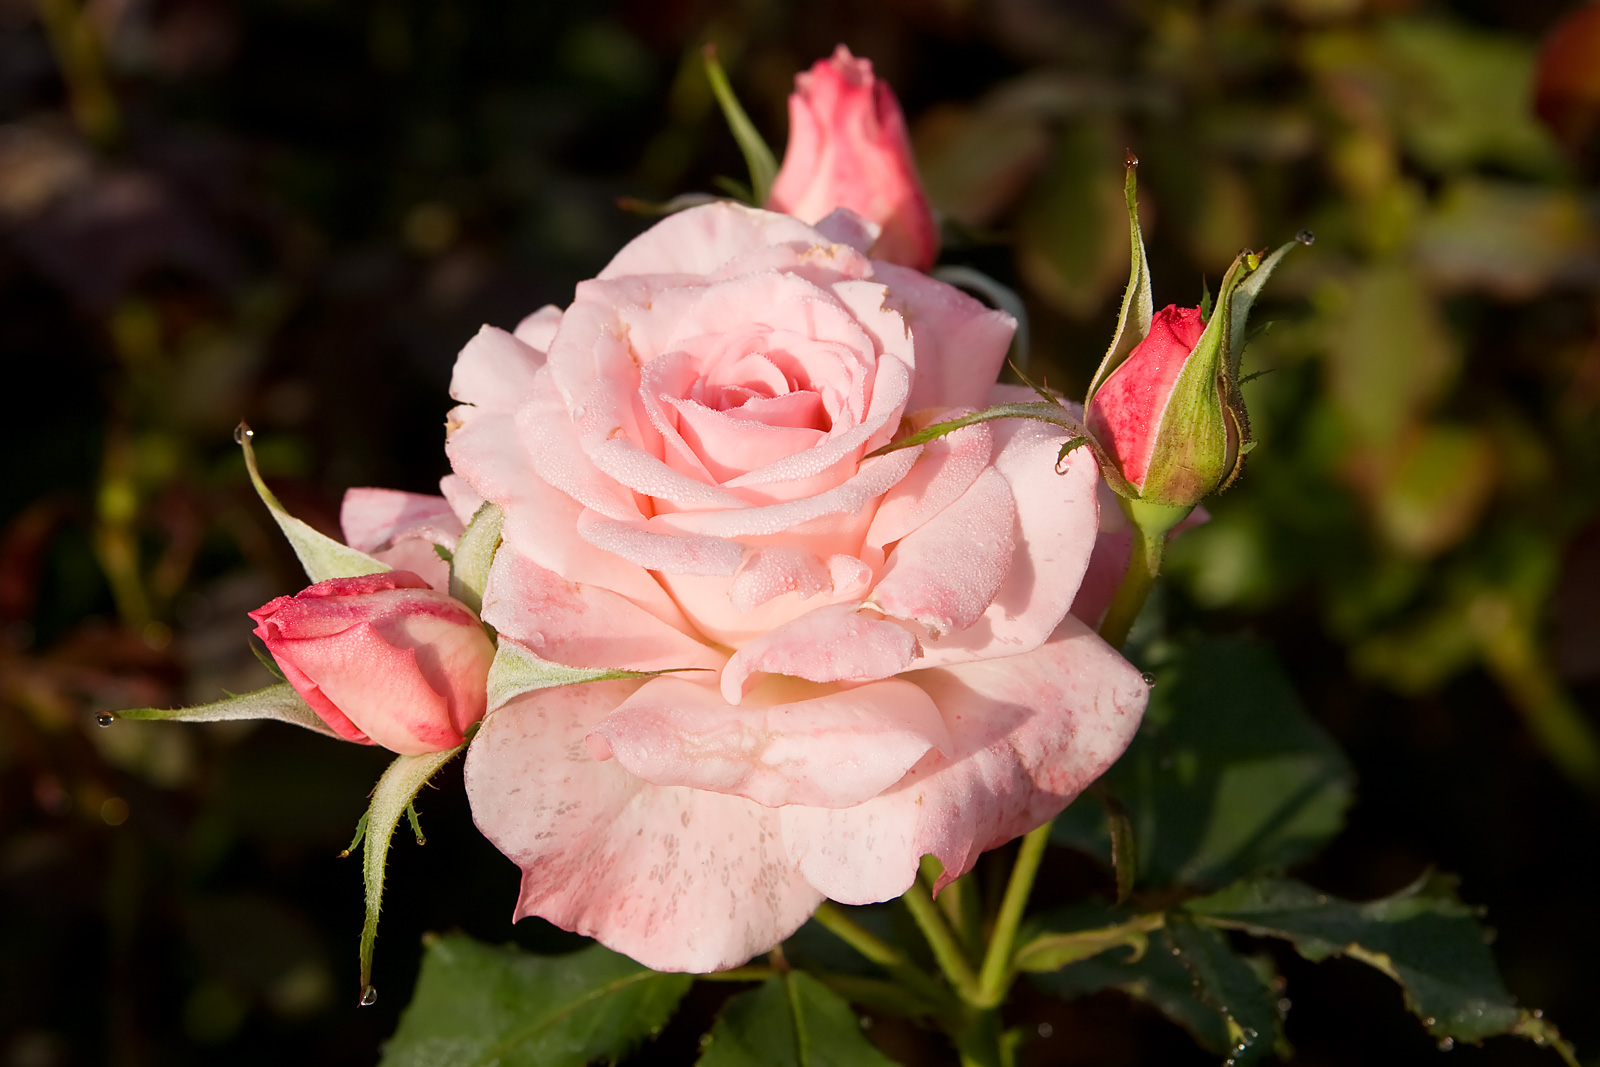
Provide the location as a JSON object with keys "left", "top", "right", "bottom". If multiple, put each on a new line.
{"left": 779, "top": 615, "right": 1148, "bottom": 903}
{"left": 589, "top": 673, "right": 948, "bottom": 808}
{"left": 874, "top": 261, "right": 1016, "bottom": 412}
{"left": 719, "top": 603, "right": 921, "bottom": 703}
{"left": 869, "top": 467, "right": 1016, "bottom": 638}
{"left": 340, "top": 488, "right": 462, "bottom": 553}
{"left": 464, "top": 680, "right": 824, "bottom": 972}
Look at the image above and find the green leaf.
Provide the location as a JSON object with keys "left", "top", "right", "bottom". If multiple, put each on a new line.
{"left": 1165, "top": 917, "right": 1279, "bottom": 1066}
{"left": 381, "top": 935, "right": 692, "bottom": 1067}
{"left": 703, "top": 44, "right": 778, "bottom": 206}
{"left": 1052, "top": 635, "right": 1354, "bottom": 889}
{"left": 359, "top": 746, "right": 464, "bottom": 999}
{"left": 864, "top": 401, "right": 1084, "bottom": 459}
{"left": 1083, "top": 159, "right": 1154, "bottom": 406}
{"left": 449, "top": 502, "right": 503, "bottom": 618}
{"left": 697, "top": 971, "right": 899, "bottom": 1067}
{"left": 485, "top": 640, "right": 710, "bottom": 712}
{"left": 114, "top": 682, "right": 339, "bottom": 739}
{"left": 236, "top": 423, "right": 389, "bottom": 584}
{"left": 1013, "top": 912, "right": 1163, "bottom": 973}
{"left": 1187, "top": 873, "right": 1572, "bottom": 1052}
{"left": 1029, "top": 910, "right": 1230, "bottom": 1055}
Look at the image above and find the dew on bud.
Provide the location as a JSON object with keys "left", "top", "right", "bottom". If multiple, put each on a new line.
{"left": 1140, "top": 672, "right": 1156, "bottom": 686}
{"left": 359, "top": 985, "right": 377, "bottom": 1007}
{"left": 96, "top": 712, "right": 117, "bottom": 728}
{"left": 233, "top": 422, "right": 254, "bottom": 444}
{"left": 1125, "top": 149, "right": 1139, "bottom": 167}
{"left": 1295, "top": 229, "right": 1316, "bottom": 246}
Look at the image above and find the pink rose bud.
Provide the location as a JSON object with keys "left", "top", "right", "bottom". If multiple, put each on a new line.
{"left": 250, "top": 571, "right": 495, "bottom": 755}
{"left": 1086, "top": 303, "right": 1245, "bottom": 509}
{"left": 766, "top": 45, "right": 939, "bottom": 270}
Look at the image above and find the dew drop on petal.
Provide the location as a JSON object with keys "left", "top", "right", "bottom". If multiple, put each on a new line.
{"left": 359, "top": 985, "right": 377, "bottom": 1007}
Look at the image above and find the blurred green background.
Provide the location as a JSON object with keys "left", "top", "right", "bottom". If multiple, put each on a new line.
{"left": 2, "top": 0, "right": 1598, "bottom": 1063}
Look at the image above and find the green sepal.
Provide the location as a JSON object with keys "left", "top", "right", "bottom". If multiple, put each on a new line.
{"left": 1084, "top": 160, "right": 1153, "bottom": 406}
{"left": 359, "top": 745, "right": 465, "bottom": 1001}
{"left": 448, "top": 501, "right": 502, "bottom": 619}
{"left": 114, "top": 681, "right": 339, "bottom": 739}
{"left": 1013, "top": 912, "right": 1164, "bottom": 973}
{"left": 865, "top": 401, "right": 1086, "bottom": 459}
{"left": 486, "top": 639, "right": 711, "bottom": 713}
{"left": 236, "top": 423, "right": 389, "bottom": 584}
{"left": 703, "top": 44, "right": 778, "bottom": 206}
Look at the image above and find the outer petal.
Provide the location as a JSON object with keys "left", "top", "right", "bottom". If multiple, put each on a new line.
{"left": 869, "top": 466, "right": 1016, "bottom": 639}
{"left": 479, "top": 546, "right": 722, "bottom": 674}
{"left": 588, "top": 673, "right": 949, "bottom": 808}
{"left": 464, "top": 680, "right": 824, "bottom": 972}
{"left": 449, "top": 325, "right": 547, "bottom": 412}
{"left": 779, "top": 615, "right": 1148, "bottom": 903}
{"left": 914, "top": 406, "right": 1101, "bottom": 668}
{"left": 598, "top": 202, "right": 833, "bottom": 280}
{"left": 513, "top": 304, "right": 563, "bottom": 350}
{"left": 873, "top": 261, "right": 1016, "bottom": 412}
{"left": 339, "top": 488, "right": 462, "bottom": 554}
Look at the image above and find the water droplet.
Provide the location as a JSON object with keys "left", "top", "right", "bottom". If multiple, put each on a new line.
{"left": 1423, "top": 1017, "right": 1436, "bottom": 1028}
{"left": 1295, "top": 229, "right": 1316, "bottom": 246}
{"left": 859, "top": 1016, "right": 874, "bottom": 1031}
{"left": 359, "top": 985, "right": 377, "bottom": 1006}
{"left": 1277, "top": 998, "right": 1292, "bottom": 1014}
{"left": 1242, "top": 1028, "right": 1259, "bottom": 1043}
{"left": 1037, "top": 1023, "right": 1054, "bottom": 1039}
{"left": 1170, "top": 946, "right": 1182, "bottom": 956}
{"left": 96, "top": 712, "right": 117, "bottom": 728}
{"left": 1140, "top": 672, "right": 1156, "bottom": 686}
{"left": 1125, "top": 149, "right": 1140, "bottom": 167}
{"left": 233, "top": 423, "right": 254, "bottom": 444}
{"left": 1437, "top": 1038, "right": 1456, "bottom": 1052}
{"left": 1532, "top": 1009, "right": 1544, "bottom": 1019}
{"left": 650, "top": 1026, "right": 661, "bottom": 1036}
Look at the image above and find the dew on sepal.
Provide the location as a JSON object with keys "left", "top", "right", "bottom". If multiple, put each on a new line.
{"left": 1295, "top": 229, "right": 1316, "bottom": 246}
{"left": 233, "top": 422, "right": 254, "bottom": 444}
{"left": 359, "top": 985, "right": 377, "bottom": 1007}
{"left": 96, "top": 712, "right": 117, "bottom": 727}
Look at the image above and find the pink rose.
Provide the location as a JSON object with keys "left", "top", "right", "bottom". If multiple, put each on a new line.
{"left": 250, "top": 571, "right": 495, "bottom": 755}
{"left": 766, "top": 45, "right": 940, "bottom": 271}
{"left": 447, "top": 202, "right": 1147, "bottom": 971}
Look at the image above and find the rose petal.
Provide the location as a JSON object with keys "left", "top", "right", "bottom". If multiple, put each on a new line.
{"left": 589, "top": 672, "right": 948, "bottom": 807}
{"left": 779, "top": 615, "right": 1148, "bottom": 903}
{"left": 869, "top": 466, "right": 1017, "bottom": 638}
{"left": 719, "top": 603, "right": 922, "bottom": 703}
{"left": 873, "top": 261, "right": 1016, "bottom": 412}
{"left": 439, "top": 474, "right": 486, "bottom": 526}
{"left": 480, "top": 546, "right": 722, "bottom": 673}
{"left": 339, "top": 488, "right": 463, "bottom": 554}
{"left": 575, "top": 511, "right": 746, "bottom": 577}
{"left": 513, "top": 304, "right": 563, "bottom": 351}
{"left": 811, "top": 207, "right": 881, "bottom": 253}
{"left": 449, "top": 325, "right": 547, "bottom": 412}
{"left": 728, "top": 546, "right": 833, "bottom": 614}
{"left": 598, "top": 202, "right": 833, "bottom": 280}
{"left": 865, "top": 419, "right": 993, "bottom": 550}
{"left": 914, "top": 406, "right": 1101, "bottom": 668}
{"left": 464, "top": 680, "right": 824, "bottom": 972}
{"left": 517, "top": 372, "right": 650, "bottom": 522}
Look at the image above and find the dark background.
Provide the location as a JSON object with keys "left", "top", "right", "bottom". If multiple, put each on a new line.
{"left": 2, "top": 0, "right": 1598, "bottom": 1063}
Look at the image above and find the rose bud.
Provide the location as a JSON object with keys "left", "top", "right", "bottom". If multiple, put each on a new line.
{"left": 1085, "top": 303, "right": 1245, "bottom": 510}
{"left": 766, "top": 45, "right": 939, "bottom": 270}
{"left": 250, "top": 571, "right": 495, "bottom": 755}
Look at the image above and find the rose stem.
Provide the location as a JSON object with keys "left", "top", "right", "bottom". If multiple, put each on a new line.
{"left": 811, "top": 902, "right": 951, "bottom": 1006}
{"left": 900, "top": 880, "right": 983, "bottom": 1004}
{"left": 974, "top": 820, "right": 1052, "bottom": 1007}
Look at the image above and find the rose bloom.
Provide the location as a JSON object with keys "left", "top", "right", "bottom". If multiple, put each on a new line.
{"left": 250, "top": 571, "right": 495, "bottom": 755}
{"left": 446, "top": 202, "right": 1148, "bottom": 972}
{"left": 766, "top": 45, "right": 939, "bottom": 271}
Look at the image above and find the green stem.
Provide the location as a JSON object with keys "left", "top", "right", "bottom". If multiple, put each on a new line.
{"left": 975, "top": 821, "right": 1051, "bottom": 1006}
{"left": 902, "top": 880, "right": 983, "bottom": 1004}
{"left": 1098, "top": 521, "right": 1163, "bottom": 650}
{"left": 953, "top": 1008, "right": 1010, "bottom": 1067}
{"left": 811, "top": 902, "right": 951, "bottom": 1008}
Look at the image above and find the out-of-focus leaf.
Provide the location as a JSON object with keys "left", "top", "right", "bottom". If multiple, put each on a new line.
{"left": 1534, "top": 0, "right": 1600, "bottom": 149}
{"left": 1186, "top": 874, "right": 1567, "bottom": 1049}
{"left": 914, "top": 102, "right": 1051, "bottom": 228}
{"left": 1417, "top": 179, "right": 1598, "bottom": 298}
{"left": 1166, "top": 917, "right": 1280, "bottom": 1066}
{"left": 1322, "top": 265, "right": 1456, "bottom": 449}
{"left": 1382, "top": 18, "right": 1565, "bottom": 177}
{"left": 381, "top": 935, "right": 691, "bottom": 1067}
{"left": 697, "top": 970, "right": 899, "bottom": 1067}
{"left": 1367, "top": 423, "right": 1497, "bottom": 558}
{"left": 1017, "top": 120, "right": 1128, "bottom": 319}
{"left": 703, "top": 46, "right": 778, "bottom": 206}
{"left": 1053, "top": 636, "right": 1353, "bottom": 889}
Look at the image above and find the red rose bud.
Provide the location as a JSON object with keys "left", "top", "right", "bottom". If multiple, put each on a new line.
{"left": 1086, "top": 303, "right": 1242, "bottom": 509}
{"left": 766, "top": 45, "right": 939, "bottom": 270}
{"left": 250, "top": 571, "right": 495, "bottom": 755}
